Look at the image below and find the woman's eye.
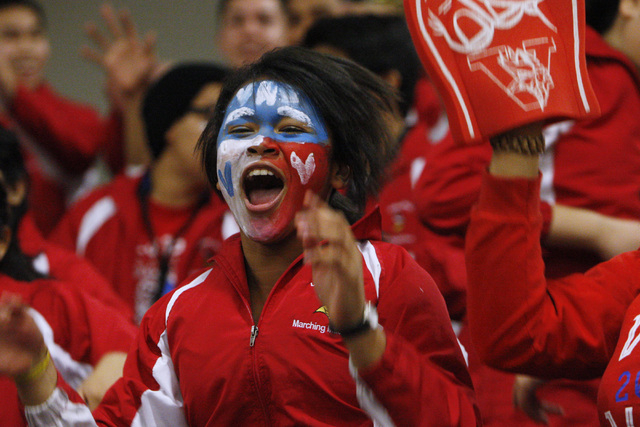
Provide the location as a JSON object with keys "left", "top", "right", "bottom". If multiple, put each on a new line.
{"left": 280, "top": 126, "right": 306, "bottom": 134}
{"left": 228, "top": 126, "right": 253, "bottom": 135}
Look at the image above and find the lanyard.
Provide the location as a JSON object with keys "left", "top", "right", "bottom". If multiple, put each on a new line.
{"left": 137, "top": 172, "right": 209, "bottom": 303}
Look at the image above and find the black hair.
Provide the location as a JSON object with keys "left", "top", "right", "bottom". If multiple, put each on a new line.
{"left": 585, "top": 0, "right": 621, "bottom": 34}
{"left": 142, "top": 62, "right": 229, "bottom": 159}
{"left": 0, "top": 127, "right": 27, "bottom": 188}
{"left": 198, "top": 46, "right": 399, "bottom": 223}
{"left": 0, "top": 183, "right": 44, "bottom": 281}
{"left": 0, "top": 0, "right": 46, "bottom": 28}
{"left": 0, "top": 127, "right": 28, "bottom": 228}
{"left": 303, "top": 14, "right": 421, "bottom": 117}
{"left": 0, "top": 185, "right": 9, "bottom": 228}
{"left": 216, "top": 0, "right": 290, "bottom": 21}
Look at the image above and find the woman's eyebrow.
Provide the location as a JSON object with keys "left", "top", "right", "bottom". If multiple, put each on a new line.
{"left": 223, "top": 107, "right": 256, "bottom": 127}
{"left": 277, "top": 106, "right": 312, "bottom": 127}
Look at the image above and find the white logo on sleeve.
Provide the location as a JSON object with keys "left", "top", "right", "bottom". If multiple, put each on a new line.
{"left": 619, "top": 314, "right": 640, "bottom": 361}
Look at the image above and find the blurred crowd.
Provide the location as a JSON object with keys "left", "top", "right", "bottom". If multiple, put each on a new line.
{"left": 0, "top": 0, "right": 639, "bottom": 425}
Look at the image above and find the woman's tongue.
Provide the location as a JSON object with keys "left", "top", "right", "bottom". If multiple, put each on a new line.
{"left": 248, "top": 188, "right": 281, "bottom": 206}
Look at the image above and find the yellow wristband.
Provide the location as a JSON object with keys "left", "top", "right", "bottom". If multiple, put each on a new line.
{"left": 16, "top": 349, "right": 51, "bottom": 384}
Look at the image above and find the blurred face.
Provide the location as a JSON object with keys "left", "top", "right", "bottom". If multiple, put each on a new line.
{"left": 0, "top": 5, "right": 49, "bottom": 90}
{"left": 287, "top": 0, "right": 344, "bottom": 45}
{"left": 216, "top": 80, "right": 332, "bottom": 243}
{"left": 619, "top": 0, "right": 640, "bottom": 68}
{"left": 165, "top": 83, "right": 222, "bottom": 184}
{"left": 217, "top": 0, "right": 289, "bottom": 68}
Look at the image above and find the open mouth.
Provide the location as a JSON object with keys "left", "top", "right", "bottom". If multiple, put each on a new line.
{"left": 243, "top": 167, "right": 285, "bottom": 210}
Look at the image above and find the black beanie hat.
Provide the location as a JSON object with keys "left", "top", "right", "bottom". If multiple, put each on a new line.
{"left": 143, "top": 62, "right": 229, "bottom": 159}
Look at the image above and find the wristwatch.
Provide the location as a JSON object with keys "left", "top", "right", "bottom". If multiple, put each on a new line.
{"left": 332, "top": 302, "right": 379, "bottom": 339}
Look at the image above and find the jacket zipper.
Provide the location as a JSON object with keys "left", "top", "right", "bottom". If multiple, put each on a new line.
{"left": 225, "top": 255, "right": 303, "bottom": 425}
{"left": 250, "top": 325, "right": 259, "bottom": 347}
{"left": 248, "top": 320, "right": 269, "bottom": 424}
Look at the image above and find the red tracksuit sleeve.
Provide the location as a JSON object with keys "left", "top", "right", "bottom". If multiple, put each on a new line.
{"left": 10, "top": 84, "right": 122, "bottom": 173}
{"left": 466, "top": 172, "right": 640, "bottom": 379}
{"left": 357, "top": 245, "right": 481, "bottom": 426}
{"left": 412, "top": 136, "right": 491, "bottom": 235}
{"left": 92, "top": 297, "right": 187, "bottom": 426}
{"left": 49, "top": 184, "right": 111, "bottom": 253}
{"left": 31, "top": 283, "right": 136, "bottom": 366}
{"left": 24, "top": 292, "right": 155, "bottom": 427}
{"left": 412, "top": 137, "right": 554, "bottom": 237}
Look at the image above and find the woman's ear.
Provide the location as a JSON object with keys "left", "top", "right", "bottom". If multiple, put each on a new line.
{"left": 330, "top": 163, "right": 350, "bottom": 190}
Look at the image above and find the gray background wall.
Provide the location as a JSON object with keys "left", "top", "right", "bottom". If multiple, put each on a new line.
{"left": 42, "top": 1, "right": 223, "bottom": 114}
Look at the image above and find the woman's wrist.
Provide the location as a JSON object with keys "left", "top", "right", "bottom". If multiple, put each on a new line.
{"left": 489, "top": 124, "right": 544, "bottom": 179}
{"left": 15, "top": 347, "right": 58, "bottom": 406}
{"left": 15, "top": 348, "right": 51, "bottom": 385}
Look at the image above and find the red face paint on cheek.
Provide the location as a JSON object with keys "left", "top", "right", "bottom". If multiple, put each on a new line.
{"left": 281, "top": 141, "right": 330, "bottom": 189}
{"left": 244, "top": 141, "right": 330, "bottom": 243}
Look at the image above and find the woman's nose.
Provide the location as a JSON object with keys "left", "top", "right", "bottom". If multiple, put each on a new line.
{"left": 247, "top": 138, "right": 279, "bottom": 157}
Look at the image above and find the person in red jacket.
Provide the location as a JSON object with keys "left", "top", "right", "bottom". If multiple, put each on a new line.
{"left": 0, "top": 46, "right": 480, "bottom": 426}
{"left": 0, "top": 126, "right": 132, "bottom": 321}
{"left": 302, "top": 13, "right": 423, "bottom": 254}
{"left": 51, "top": 62, "right": 233, "bottom": 323}
{"left": 400, "top": 0, "right": 640, "bottom": 424}
{"left": 464, "top": 129, "right": 640, "bottom": 426}
{"left": 407, "top": 0, "right": 640, "bottom": 423}
{"left": 301, "top": 13, "right": 470, "bottom": 318}
{"left": 0, "top": 180, "right": 137, "bottom": 425}
{"left": 0, "top": 0, "right": 129, "bottom": 235}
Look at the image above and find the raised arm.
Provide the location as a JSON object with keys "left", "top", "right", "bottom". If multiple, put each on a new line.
{"left": 82, "top": 3, "right": 161, "bottom": 168}
{"left": 295, "top": 191, "right": 480, "bottom": 425}
{"left": 0, "top": 294, "right": 57, "bottom": 406}
{"left": 466, "top": 129, "right": 640, "bottom": 377}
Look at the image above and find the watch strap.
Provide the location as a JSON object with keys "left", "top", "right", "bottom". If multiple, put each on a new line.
{"left": 332, "top": 302, "right": 379, "bottom": 339}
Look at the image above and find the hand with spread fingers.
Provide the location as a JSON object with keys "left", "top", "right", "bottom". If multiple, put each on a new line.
{"left": 295, "top": 191, "right": 365, "bottom": 332}
{"left": 82, "top": 3, "right": 164, "bottom": 166}
{"left": 82, "top": 3, "right": 158, "bottom": 110}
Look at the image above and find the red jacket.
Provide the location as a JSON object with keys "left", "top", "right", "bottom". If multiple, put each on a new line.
{"left": 1, "top": 274, "right": 136, "bottom": 426}
{"left": 51, "top": 172, "right": 230, "bottom": 322}
{"left": 27, "top": 213, "right": 480, "bottom": 426}
{"left": 18, "top": 212, "right": 132, "bottom": 321}
{"left": 414, "top": 26, "right": 640, "bottom": 277}
{"left": 378, "top": 77, "right": 442, "bottom": 257}
{"left": 378, "top": 78, "right": 471, "bottom": 319}
{"left": 6, "top": 83, "right": 123, "bottom": 236}
{"left": 539, "top": 26, "right": 640, "bottom": 278}
{"left": 410, "top": 24, "right": 640, "bottom": 427}
{"left": 466, "top": 172, "right": 640, "bottom": 426}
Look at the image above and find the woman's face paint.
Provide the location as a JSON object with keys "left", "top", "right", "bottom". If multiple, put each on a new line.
{"left": 216, "top": 80, "right": 331, "bottom": 243}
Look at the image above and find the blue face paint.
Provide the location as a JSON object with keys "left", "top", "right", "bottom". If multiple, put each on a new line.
{"left": 217, "top": 161, "right": 234, "bottom": 197}
{"left": 217, "top": 80, "right": 329, "bottom": 148}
